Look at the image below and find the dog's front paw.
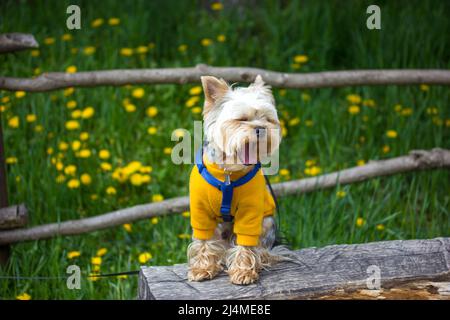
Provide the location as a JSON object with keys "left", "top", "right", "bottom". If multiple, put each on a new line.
{"left": 226, "top": 246, "right": 261, "bottom": 285}
{"left": 187, "top": 239, "right": 226, "bottom": 282}
{"left": 188, "top": 265, "right": 222, "bottom": 282}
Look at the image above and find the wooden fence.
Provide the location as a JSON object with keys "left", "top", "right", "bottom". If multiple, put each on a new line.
{"left": 0, "top": 33, "right": 449, "bottom": 279}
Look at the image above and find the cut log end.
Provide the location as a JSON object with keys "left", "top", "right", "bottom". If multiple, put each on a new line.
{"left": 138, "top": 238, "right": 450, "bottom": 300}
{"left": 0, "top": 204, "right": 28, "bottom": 230}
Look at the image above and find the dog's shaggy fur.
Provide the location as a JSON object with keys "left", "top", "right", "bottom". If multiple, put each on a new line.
{"left": 187, "top": 75, "right": 282, "bottom": 285}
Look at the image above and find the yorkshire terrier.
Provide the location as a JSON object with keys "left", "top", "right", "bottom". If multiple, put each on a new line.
{"left": 187, "top": 75, "right": 282, "bottom": 285}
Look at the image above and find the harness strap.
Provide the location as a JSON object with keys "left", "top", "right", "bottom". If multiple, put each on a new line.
{"left": 195, "top": 148, "right": 261, "bottom": 222}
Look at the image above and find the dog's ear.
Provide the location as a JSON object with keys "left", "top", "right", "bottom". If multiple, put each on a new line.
{"left": 201, "top": 76, "right": 229, "bottom": 113}
{"left": 253, "top": 74, "right": 265, "bottom": 86}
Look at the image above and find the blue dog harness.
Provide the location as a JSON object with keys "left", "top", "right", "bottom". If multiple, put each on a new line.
{"left": 195, "top": 148, "right": 261, "bottom": 222}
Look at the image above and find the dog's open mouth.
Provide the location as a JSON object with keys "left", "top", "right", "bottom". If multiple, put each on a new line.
{"left": 239, "top": 141, "right": 254, "bottom": 165}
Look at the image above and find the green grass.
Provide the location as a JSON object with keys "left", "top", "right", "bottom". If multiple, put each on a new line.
{"left": 0, "top": 0, "right": 449, "bottom": 299}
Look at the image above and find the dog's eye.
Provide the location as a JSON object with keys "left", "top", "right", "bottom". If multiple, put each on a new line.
{"left": 238, "top": 117, "right": 248, "bottom": 122}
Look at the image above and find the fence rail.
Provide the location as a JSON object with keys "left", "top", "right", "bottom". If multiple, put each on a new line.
{"left": 1, "top": 65, "right": 450, "bottom": 92}
{"left": 0, "top": 148, "right": 448, "bottom": 245}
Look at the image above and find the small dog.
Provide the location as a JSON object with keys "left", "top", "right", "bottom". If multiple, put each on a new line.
{"left": 187, "top": 75, "right": 282, "bottom": 285}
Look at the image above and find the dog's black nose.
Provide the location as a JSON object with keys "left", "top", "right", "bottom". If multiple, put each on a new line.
{"left": 255, "top": 127, "right": 265, "bottom": 137}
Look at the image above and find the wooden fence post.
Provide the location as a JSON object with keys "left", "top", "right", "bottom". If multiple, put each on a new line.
{"left": 0, "top": 111, "right": 10, "bottom": 264}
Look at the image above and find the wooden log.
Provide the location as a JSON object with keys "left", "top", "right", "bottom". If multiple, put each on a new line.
{"left": 0, "top": 204, "right": 28, "bottom": 230}
{"left": 0, "top": 33, "right": 39, "bottom": 54}
{"left": 1, "top": 66, "right": 450, "bottom": 92}
{"left": 138, "top": 238, "right": 450, "bottom": 300}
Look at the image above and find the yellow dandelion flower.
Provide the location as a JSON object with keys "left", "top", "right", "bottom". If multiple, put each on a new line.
{"left": 281, "top": 126, "right": 287, "bottom": 137}
{"left": 44, "top": 37, "right": 55, "bottom": 45}
{"left": 132, "top": 88, "right": 145, "bottom": 98}
{"left": 147, "top": 126, "right": 158, "bottom": 135}
{"left": 446, "top": 119, "right": 450, "bottom": 127}
{"left": 304, "top": 166, "right": 321, "bottom": 176}
{"left": 106, "top": 186, "right": 117, "bottom": 195}
{"left": 67, "top": 251, "right": 81, "bottom": 259}
{"left": 191, "top": 107, "right": 202, "bottom": 114}
{"left": 56, "top": 162, "right": 64, "bottom": 171}
{"left": 305, "top": 120, "right": 314, "bottom": 127}
{"left": 100, "top": 162, "right": 112, "bottom": 171}
{"left": 66, "top": 100, "right": 77, "bottom": 109}
{"left": 16, "top": 293, "right": 31, "bottom": 300}
{"left": 25, "top": 114, "right": 37, "bottom": 123}
{"left": 34, "top": 67, "right": 41, "bottom": 75}
{"left": 182, "top": 211, "right": 190, "bottom": 218}
{"left": 138, "top": 252, "right": 152, "bottom": 264}
{"left": 301, "top": 93, "right": 311, "bottom": 102}
{"left": 66, "top": 65, "right": 77, "bottom": 73}
{"left": 178, "top": 44, "right": 188, "bottom": 52}
{"left": 151, "top": 217, "right": 159, "bottom": 225}
{"left": 201, "top": 38, "right": 213, "bottom": 46}
{"left": 35, "top": 125, "right": 43, "bottom": 133}
{"left": 130, "top": 173, "right": 143, "bottom": 186}
{"left": 99, "top": 149, "right": 110, "bottom": 160}
{"left": 291, "top": 63, "right": 301, "bottom": 70}
{"left": 189, "top": 86, "right": 202, "bottom": 95}
{"left": 64, "top": 87, "right": 75, "bottom": 97}
{"left": 123, "top": 223, "right": 132, "bottom": 232}
{"left": 136, "top": 46, "right": 148, "bottom": 54}
{"left": 178, "top": 234, "right": 191, "bottom": 240}
{"left": 163, "top": 147, "right": 172, "bottom": 155}
{"left": 173, "top": 129, "right": 185, "bottom": 138}
{"left": 305, "top": 159, "right": 316, "bottom": 167}
{"left": 81, "top": 106, "right": 95, "bottom": 119}
{"left": 279, "top": 168, "right": 290, "bottom": 176}
{"left": 152, "top": 194, "right": 164, "bottom": 202}
{"left": 96, "top": 248, "right": 108, "bottom": 257}
{"left": 139, "top": 166, "right": 153, "bottom": 173}
{"left": 386, "top": 130, "right": 398, "bottom": 138}
{"left": 6, "top": 157, "right": 18, "bottom": 164}
{"left": 426, "top": 107, "right": 438, "bottom": 115}
{"left": 31, "top": 49, "right": 40, "bottom": 57}
{"left": 356, "top": 217, "right": 365, "bottom": 227}
{"left": 90, "top": 194, "right": 99, "bottom": 201}
{"left": 70, "top": 48, "right": 78, "bottom": 54}
{"left": 362, "top": 99, "right": 376, "bottom": 107}
{"left": 108, "top": 17, "right": 120, "bottom": 26}
{"left": 401, "top": 108, "right": 413, "bottom": 116}
{"left": 1, "top": 96, "right": 10, "bottom": 103}
{"left": 67, "top": 178, "right": 80, "bottom": 189}
{"left": 77, "top": 149, "right": 91, "bottom": 158}
{"left": 146, "top": 106, "right": 158, "bottom": 117}
{"left": 124, "top": 103, "right": 136, "bottom": 113}
{"left": 47, "top": 147, "right": 54, "bottom": 155}
{"left": 15, "top": 91, "right": 26, "bottom": 98}
{"left": 357, "top": 159, "right": 366, "bottom": 166}
{"left": 120, "top": 48, "right": 133, "bottom": 56}
{"left": 80, "top": 173, "right": 92, "bottom": 185}
{"left": 79, "top": 132, "right": 89, "bottom": 141}
{"left": 420, "top": 84, "right": 429, "bottom": 91}
{"left": 294, "top": 55, "right": 308, "bottom": 64}
{"left": 288, "top": 117, "right": 300, "bottom": 126}
{"left": 8, "top": 116, "right": 20, "bottom": 128}
{"left": 58, "top": 141, "right": 69, "bottom": 151}
{"left": 91, "top": 256, "right": 102, "bottom": 265}
{"left": 336, "top": 190, "right": 346, "bottom": 198}
{"left": 62, "top": 33, "right": 72, "bottom": 41}
{"left": 346, "top": 94, "right": 362, "bottom": 104}
{"left": 71, "top": 140, "right": 81, "bottom": 151}
{"left": 394, "top": 104, "right": 403, "bottom": 112}
{"left": 376, "top": 224, "right": 385, "bottom": 231}
{"left": 185, "top": 96, "right": 200, "bottom": 108}
{"left": 56, "top": 174, "right": 65, "bottom": 183}
{"left": 141, "top": 174, "right": 151, "bottom": 183}
{"left": 348, "top": 105, "right": 360, "bottom": 115}
{"left": 217, "top": 34, "right": 226, "bottom": 42}
{"left": 91, "top": 18, "right": 104, "bottom": 28}
{"left": 211, "top": 2, "right": 223, "bottom": 10}
{"left": 382, "top": 145, "right": 390, "bottom": 154}
{"left": 64, "top": 165, "right": 77, "bottom": 176}
{"left": 83, "top": 46, "right": 96, "bottom": 55}
{"left": 71, "top": 109, "right": 82, "bottom": 119}
{"left": 65, "top": 120, "right": 80, "bottom": 130}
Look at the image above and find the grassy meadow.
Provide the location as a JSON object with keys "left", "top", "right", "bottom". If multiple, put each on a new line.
{"left": 0, "top": 0, "right": 449, "bottom": 299}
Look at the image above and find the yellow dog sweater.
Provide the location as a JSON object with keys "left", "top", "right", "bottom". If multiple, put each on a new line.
{"left": 190, "top": 154, "right": 275, "bottom": 246}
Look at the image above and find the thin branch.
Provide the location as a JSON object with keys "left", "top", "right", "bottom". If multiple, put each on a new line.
{"left": 1, "top": 65, "right": 450, "bottom": 92}
{"left": 0, "top": 33, "right": 39, "bottom": 54}
{"left": 0, "top": 148, "right": 448, "bottom": 245}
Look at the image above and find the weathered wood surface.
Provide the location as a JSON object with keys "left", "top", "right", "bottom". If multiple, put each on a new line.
{"left": 0, "top": 204, "right": 28, "bottom": 230}
{"left": 139, "top": 238, "right": 450, "bottom": 300}
{"left": 0, "top": 33, "right": 39, "bottom": 54}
